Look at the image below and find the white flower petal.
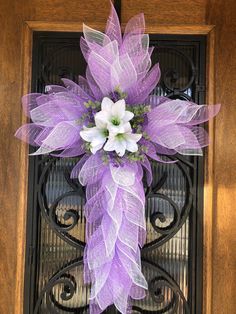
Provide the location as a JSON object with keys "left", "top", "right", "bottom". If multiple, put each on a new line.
{"left": 111, "top": 99, "right": 126, "bottom": 118}
{"left": 107, "top": 123, "right": 125, "bottom": 134}
{"left": 114, "top": 140, "right": 126, "bottom": 156}
{"left": 126, "top": 140, "right": 139, "bottom": 153}
{"left": 123, "top": 122, "right": 132, "bottom": 133}
{"left": 126, "top": 132, "right": 142, "bottom": 142}
{"left": 95, "top": 111, "right": 110, "bottom": 128}
{"left": 104, "top": 136, "right": 127, "bottom": 156}
{"left": 123, "top": 111, "right": 134, "bottom": 122}
{"left": 104, "top": 138, "right": 116, "bottom": 151}
{"left": 90, "top": 142, "right": 104, "bottom": 154}
{"left": 101, "top": 97, "right": 114, "bottom": 112}
{"left": 91, "top": 135, "right": 107, "bottom": 147}
{"left": 80, "top": 126, "right": 108, "bottom": 156}
{"left": 80, "top": 127, "right": 101, "bottom": 142}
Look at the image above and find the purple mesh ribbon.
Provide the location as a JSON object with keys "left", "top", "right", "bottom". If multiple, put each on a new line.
{"left": 15, "top": 2, "right": 220, "bottom": 313}
{"left": 73, "top": 153, "right": 147, "bottom": 313}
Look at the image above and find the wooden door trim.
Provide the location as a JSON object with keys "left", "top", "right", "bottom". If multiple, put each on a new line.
{"left": 203, "top": 26, "right": 216, "bottom": 314}
{"left": 15, "top": 21, "right": 216, "bottom": 314}
{"left": 15, "top": 22, "right": 32, "bottom": 314}
{"left": 26, "top": 20, "right": 214, "bottom": 34}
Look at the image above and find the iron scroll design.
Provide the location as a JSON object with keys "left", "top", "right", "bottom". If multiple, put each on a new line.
{"left": 40, "top": 45, "right": 196, "bottom": 101}
{"left": 37, "top": 154, "right": 194, "bottom": 248}
{"left": 157, "top": 46, "right": 196, "bottom": 100}
{"left": 37, "top": 157, "right": 86, "bottom": 249}
{"left": 34, "top": 154, "right": 193, "bottom": 313}
{"left": 33, "top": 257, "right": 190, "bottom": 314}
{"left": 33, "top": 257, "right": 89, "bottom": 314}
{"left": 37, "top": 154, "right": 194, "bottom": 254}
{"left": 28, "top": 33, "right": 206, "bottom": 313}
{"left": 134, "top": 260, "right": 190, "bottom": 314}
{"left": 143, "top": 155, "right": 194, "bottom": 252}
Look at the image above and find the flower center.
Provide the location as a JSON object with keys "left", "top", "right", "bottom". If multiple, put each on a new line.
{"left": 116, "top": 133, "right": 125, "bottom": 141}
{"left": 111, "top": 117, "right": 120, "bottom": 126}
{"left": 102, "top": 129, "right": 109, "bottom": 137}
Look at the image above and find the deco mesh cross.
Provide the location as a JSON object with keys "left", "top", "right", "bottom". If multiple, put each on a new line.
{"left": 15, "top": 2, "right": 220, "bottom": 313}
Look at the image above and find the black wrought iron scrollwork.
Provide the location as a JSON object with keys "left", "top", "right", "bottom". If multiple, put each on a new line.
{"left": 34, "top": 258, "right": 88, "bottom": 314}
{"left": 42, "top": 45, "right": 82, "bottom": 85}
{"left": 157, "top": 46, "right": 196, "bottom": 101}
{"left": 35, "top": 153, "right": 194, "bottom": 312}
{"left": 46, "top": 274, "right": 77, "bottom": 313}
{"left": 29, "top": 34, "right": 205, "bottom": 314}
{"left": 133, "top": 260, "right": 190, "bottom": 314}
{"left": 38, "top": 157, "right": 86, "bottom": 249}
{"left": 49, "top": 191, "right": 80, "bottom": 232}
{"left": 63, "top": 167, "right": 85, "bottom": 195}
{"left": 143, "top": 154, "right": 194, "bottom": 252}
{"left": 149, "top": 193, "right": 181, "bottom": 235}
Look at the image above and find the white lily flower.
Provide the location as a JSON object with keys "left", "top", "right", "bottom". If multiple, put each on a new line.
{"left": 80, "top": 97, "right": 141, "bottom": 155}
{"left": 80, "top": 126, "right": 108, "bottom": 154}
{"left": 95, "top": 97, "right": 134, "bottom": 134}
{"left": 104, "top": 123, "right": 142, "bottom": 157}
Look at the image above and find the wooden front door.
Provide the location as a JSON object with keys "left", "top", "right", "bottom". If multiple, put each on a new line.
{"left": 23, "top": 31, "right": 206, "bottom": 313}
{"left": 0, "top": 1, "right": 235, "bottom": 314}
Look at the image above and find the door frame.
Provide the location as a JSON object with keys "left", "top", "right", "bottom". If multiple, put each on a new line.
{"left": 15, "top": 21, "right": 216, "bottom": 314}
